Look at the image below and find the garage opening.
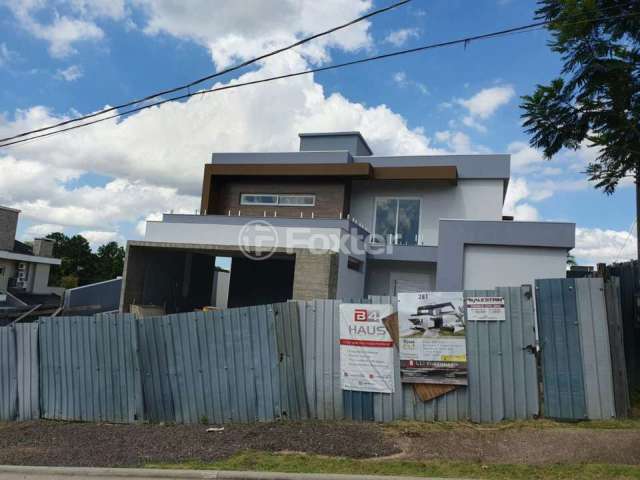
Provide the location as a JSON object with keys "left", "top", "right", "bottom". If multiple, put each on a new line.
{"left": 227, "top": 255, "right": 295, "bottom": 308}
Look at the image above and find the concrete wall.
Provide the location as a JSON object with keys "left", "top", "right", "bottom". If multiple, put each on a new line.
{"left": 463, "top": 245, "right": 568, "bottom": 290}
{"left": 349, "top": 179, "right": 504, "bottom": 245}
{"left": 0, "top": 207, "right": 18, "bottom": 252}
{"left": 31, "top": 263, "right": 52, "bottom": 295}
{"left": 299, "top": 132, "right": 372, "bottom": 156}
{"left": 365, "top": 260, "right": 436, "bottom": 296}
{"left": 0, "top": 259, "right": 15, "bottom": 291}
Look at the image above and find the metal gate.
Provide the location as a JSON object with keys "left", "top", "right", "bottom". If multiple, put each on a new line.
{"left": 536, "top": 278, "right": 587, "bottom": 420}
{"left": 536, "top": 278, "right": 617, "bottom": 420}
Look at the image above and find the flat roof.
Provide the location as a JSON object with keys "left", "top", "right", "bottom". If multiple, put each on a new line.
{"left": 0, "top": 205, "right": 20, "bottom": 213}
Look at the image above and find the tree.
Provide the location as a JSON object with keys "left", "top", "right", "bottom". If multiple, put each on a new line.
{"left": 521, "top": 0, "right": 640, "bottom": 260}
{"left": 45, "top": 233, "right": 124, "bottom": 286}
{"left": 96, "top": 242, "right": 125, "bottom": 280}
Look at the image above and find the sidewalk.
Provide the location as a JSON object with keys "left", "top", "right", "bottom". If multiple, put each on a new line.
{"left": 0, "top": 465, "right": 467, "bottom": 480}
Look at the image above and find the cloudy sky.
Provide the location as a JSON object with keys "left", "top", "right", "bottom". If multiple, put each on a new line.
{"left": 0, "top": 0, "right": 636, "bottom": 264}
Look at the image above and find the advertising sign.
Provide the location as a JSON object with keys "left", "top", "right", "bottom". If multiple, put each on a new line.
{"left": 466, "top": 296, "right": 506, "bottom": 321}
{"left": 339, "top": 303, "right": 395, "bottom": 393}
{"left": 397, "top": 292, "right": 467, "bottom": 385}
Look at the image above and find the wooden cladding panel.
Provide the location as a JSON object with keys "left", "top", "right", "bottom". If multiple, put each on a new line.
{"left": 212, "top": 178, "right": 349, "bottom": 219}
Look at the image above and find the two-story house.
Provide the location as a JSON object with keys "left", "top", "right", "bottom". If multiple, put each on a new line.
{"left": 0, "top": 206, "right": 62, "bottom": 309}
{"left": 121, "top": 132, "right": 574, "bottom": 312}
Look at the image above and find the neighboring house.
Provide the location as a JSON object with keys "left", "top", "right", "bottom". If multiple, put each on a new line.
{"left": 122, "top": 132, "right": 574, "bottom": 311}
{"left": 0, "top": 206, "right": 62, "bottom": 305}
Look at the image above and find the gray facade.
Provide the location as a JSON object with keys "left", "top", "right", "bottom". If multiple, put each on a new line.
{"left": 0, "top": 207, "right": 19, "bottom": 252}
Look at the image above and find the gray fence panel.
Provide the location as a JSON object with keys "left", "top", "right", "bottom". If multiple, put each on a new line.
{"left": 536, "top": 279, "right": 587, "bottom": 420}
{"left": 273, "top": 302, "right": 309, "bottom": 420}
{"left": 39, "top": 316, "right": 143, "bottom": 422}
{"left": 0, "top": 327, "right": 17, "bottom": 421}
{"left": 298, "top": 300, "right": 344, "bottom": 420}
{"left": 466, "top": 287, "right": 539, "bottom": 423}
{"left": 138, "top": 304, "right": 305, "bottom": 424}
{"left": 604, "top": 277, "right": 631, "bottom": 417}
{"left": 15, "top": 323, "right": 39, "bottom": 420}
{"left": 575, "top": 278, "right": 616, "bottom": 420}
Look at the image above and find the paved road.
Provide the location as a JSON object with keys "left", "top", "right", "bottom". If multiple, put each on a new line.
{"left": 0, "top": 466, "right": 468, "bottom": 480}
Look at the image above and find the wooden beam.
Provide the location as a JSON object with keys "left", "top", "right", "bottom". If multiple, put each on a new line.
{"left": 373, "top": 165, "right": 457, "bottom": 182}
{"left": 204, "top": 162, "right": 373, "bottom": 178}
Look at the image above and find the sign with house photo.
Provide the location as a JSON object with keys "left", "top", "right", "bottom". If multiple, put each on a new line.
{"left": 397, "top": 292, "right": 467, "bottom": 385}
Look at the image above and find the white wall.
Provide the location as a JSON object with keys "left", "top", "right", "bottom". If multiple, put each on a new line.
{"left": 365, "top": 260, "right": 436, "bottom": 296}
{"left": 146, "top": 221, "right": 343, "bottom": 252}
{"left": 350, "top": 179, "right": 504, "bottom": 246}
{"left": 463, "top": 245, "right": 568, "bottom": 290}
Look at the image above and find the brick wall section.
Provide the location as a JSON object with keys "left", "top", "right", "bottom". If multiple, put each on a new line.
{"left": 0, "top": 208, "right": 18, "bottom": 252}
{"left": 212, "top": 178, "right": 349, "bottom": 219}
{"left": 292, "top": 250, "right": 339, "bottom": 300}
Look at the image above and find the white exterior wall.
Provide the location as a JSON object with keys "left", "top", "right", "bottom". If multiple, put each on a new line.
{"left": 463, "top": 245, "right": 568, "bottom": 290}
{"left": 365, "top": 260, "right": 436, "bottom": 296}
{"left": 32, "top": 263, "right": 52, "bottom": 294}
{"left": 349, "top": 179, "right": 504, "bottom": 245}
{"left": 145, "top": 221, "right": 343, "bottom": 252}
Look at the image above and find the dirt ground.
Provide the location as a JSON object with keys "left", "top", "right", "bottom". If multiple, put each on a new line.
{"left": 0, "top": 420, "right": 639, "bottom": 468}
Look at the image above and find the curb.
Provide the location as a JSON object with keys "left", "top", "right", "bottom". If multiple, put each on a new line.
{"left": 0, "top": 465, "right": 470, "bottom": 480}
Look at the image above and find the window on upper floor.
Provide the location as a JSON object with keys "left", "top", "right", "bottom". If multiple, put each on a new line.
{"left": 240, "top": 194, "right": 316, "bottom": 207}
{"left": 373, "top": 197, "right": 421, "bottom": 245}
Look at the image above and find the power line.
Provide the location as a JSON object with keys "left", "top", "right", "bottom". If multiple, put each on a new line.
{"left": 615, "top": 219, "right": 637, "bottom": 263}
{"left": 2, "top": 10, "right": 639, "bottom": 149}
{"left": 0, "top": 0, "right": 411, "bottom": 144}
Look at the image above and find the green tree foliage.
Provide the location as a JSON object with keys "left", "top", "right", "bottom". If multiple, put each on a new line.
{"left": 45, "top": 233, "right": 125, "bottom": 287}
{"left": 521, "top": 0, "right": 640, "bottom": 193}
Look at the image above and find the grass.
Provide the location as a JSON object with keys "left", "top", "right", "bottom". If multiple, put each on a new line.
{"left": 148, "top": 451, "right": 640, "bottom": 479}
{"left": 382, "top": 417, "right": 640, "bottom": 434}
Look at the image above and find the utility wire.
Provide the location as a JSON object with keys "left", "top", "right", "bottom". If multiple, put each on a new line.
{"left": 2, "top": 10, "right": 639, "bottom": 149}
{"left": 0, "top": 0, "right": 411, "bottom": 144}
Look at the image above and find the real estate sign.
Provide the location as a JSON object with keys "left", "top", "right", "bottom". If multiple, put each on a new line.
{"left": 339, "top": 303, "right": 395, "bottom": 394}
{"left": 397, "top": 292, "right": 467, "bottom": 385}
{"left": 465, "top": 296, "right": 506, "bottom": 321}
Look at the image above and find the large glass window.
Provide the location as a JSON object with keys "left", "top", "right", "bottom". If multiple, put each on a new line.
{"left": 240, "top": 194, "right": 315, "bottom": 207}
{"left": 374, "top": 197, "right": 420, "bottom": 245}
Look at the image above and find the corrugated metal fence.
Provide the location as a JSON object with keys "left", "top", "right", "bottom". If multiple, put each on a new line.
{"left": 0, "top": 280, "right": 625, "bottom": 423}
{"left": 298, "top": 287, "right": 538, "bottom": 423}
{"left": 137, "top": 303, "right": 307, "bottom": 424}
{"left": 536, "top": 278, "right": 619, "bottom": 420}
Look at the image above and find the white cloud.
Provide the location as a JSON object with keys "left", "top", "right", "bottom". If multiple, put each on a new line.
{"left": 0, "top": 53, "right": 448, "bottom": 235}
{"left": 6, "top": 4, "right": 104, "bottom": 57}
{"left": 56, "top": 64, "right": 83, "bottom": 81}
{"left": 134, "top": 0, "right": 373, "bottom": 68}
{"left": 384, "top": 28, "right": 419, "bottom": 47}
{"left": 503, "top": 177, "right": 540, "bottom": 220}
{"left": 507, "top": 141, "right": 545, "bottom": 173}
{"left": 458, "top": 85, "right": 515, "bottom": 119}
{"left": 23, "top": 223, "right": 65, "bottom": 240}
{"left": 574, "top": 227, "right": 637, "bottom": 265}
{"left": 78, "top": 230, "right": 125, "bottom": 250}
{"left": 392, "top": 71, "right": 428, "bottom": 94}
{"left": 0, "top": 42, "right": 16, "bottom": 67}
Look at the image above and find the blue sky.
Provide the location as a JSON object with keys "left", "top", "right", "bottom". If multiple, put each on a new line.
{"left": 0, "top": 0, "right": 636, "bottom": 264}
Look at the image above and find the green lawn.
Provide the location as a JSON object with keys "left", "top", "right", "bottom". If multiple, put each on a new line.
{"left": 149, "top": 451, "right": 640, "bottom": 480}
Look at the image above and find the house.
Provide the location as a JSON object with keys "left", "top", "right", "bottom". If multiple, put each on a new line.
{"left": 121, "top": 132, "right": 574, "bottom": 312}
{"left": 0, "top": 206, "right": 62, "bottom": 312}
